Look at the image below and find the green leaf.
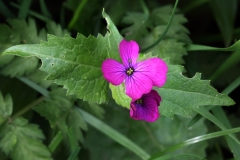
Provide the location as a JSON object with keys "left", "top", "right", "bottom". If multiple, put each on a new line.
{"left": 0, "top": 24, "right": 19, "bottom": 54}
{"left": 26, "top": 69, "right": 54, "bottom": 88}
{"left": 0, "top": 57, "right": 39, "bottom": 77}
{"left": 0, "top": 18, "right": 47, "bottom": 77}
{"left": 0, "top": 92, "right": 12, "bottom": 126}
{"left": 7, "top": 18, "right": 46, "bottom": 44}
{"left": 121, "top": 12, "right": 150, "bottom": 41}
{"left": 34, "top": 88, "right": 87, "bottom": 150}
{"left": 46, "top": 21, "right": 69, "bottom": 37}
{"left": 0, "top": 55, "right": 14, "bottom": 68}
{"left": 0, "top": 117, "right": 52, "bottom": 160}
{"left": 2, "top": 11, "right": 122, "bottom": 103}
{"left": 122, "top": 5, "right": 190, "bottom": 64}
{"left": 18, "top": 0, "right": 32, "bottom": 19}
{"left": 157, "top": 64, "right": 235, "bottom": 118}
{"left": 109, "top": 83, "right": 131, "bottom": 109}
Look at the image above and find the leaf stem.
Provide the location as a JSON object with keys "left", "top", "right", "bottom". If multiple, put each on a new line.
{"left": 140, "top": 0, "right": 179, "bottom": 53}
{"left": 11, "top": 96, "right": 45, "bottom": 121}
{"left": 67, "top": 0, "right": 88, "bottom": 30}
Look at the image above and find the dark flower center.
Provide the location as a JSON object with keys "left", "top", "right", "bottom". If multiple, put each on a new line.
{"left": 126, "top": 67, "right": 134, "bottom": 76}
{"left": 135, "top": 99, "right": 143, "bottom": 104}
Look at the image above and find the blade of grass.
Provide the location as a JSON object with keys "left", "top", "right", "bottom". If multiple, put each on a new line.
{"left": 186, "top": 39, "right": 240, "bottom": 51}
{"left": 48, "top": 131, "right": 63, "bottom": 153}
{"left": 17, "top": 77, "right": 49, "bottom": 97}
{"left": 11, "top": 2, "right": 49, "bottom": 21}
{"left": 210, "top": 51, "right": 240, "bottom": 82}
{"left": 140, "top": 0, "right": 179, "bottom": 53}
{"left": 67, "top": 146, "right": 81, "bottom": 160}
{"left": 78, "top": 108, "right": 150, "bottom": 160}
{"left": 210, "top": 0, "right": 237, "bottom": 46}
{"left": 139, "top": 0, "right": 149, "bottom": 22}
{"left": 153, "top": 154, "right": 206, "bottom": 160}
{"left": 60, "top": 3, "right": 66, "bottom": 27}
{"left": 39, "top": 0, "right": 52, "bottom": 18}
{"left": 0, "top": 0, "right": 15, "bottom": 18}
{"left": 193, "top": 107, "right": 240, "bottom": 144}
{"left": 18, "top": 0, "right": 32, "bottom": 19}
{"left": 212, "top": 107, "right": 240, "bottom": 159}
{"left": 67, "top": 0, "right": 88, "bottom": 30}
{"left": 182, "top": 0, "right": 209, "bottom": 13}
{"left": 149, "top": 127, "right": 240, "bottom": 160}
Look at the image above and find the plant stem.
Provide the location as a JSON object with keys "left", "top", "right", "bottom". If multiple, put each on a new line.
{"left": 11, "top": 96, "right": 45, "bottom": 121}
{"left": 140, "top": 0, "right": 179, "bottom": 53}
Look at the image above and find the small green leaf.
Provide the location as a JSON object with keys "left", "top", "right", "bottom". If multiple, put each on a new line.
{"left": 158, "top": 64, "right": 235, "bottom": 118}
{"left": 109, "top": 83, "right": 131, "bottom": 109}
{"left": 0, "top": 117, "right": 52, "bottom": 160}
{"left": 0, "top": 92, "right": 13, "bottom": 126}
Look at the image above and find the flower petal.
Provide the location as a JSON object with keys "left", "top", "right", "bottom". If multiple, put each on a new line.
{"left": 119, "top": 39, "right": 139, "bottom": 67}
{"left": 135, "top": 58, "right": 168, "bottom": 87}
{"left": 125, "top": 72, "right": 153, "bottom": 99}
{"left": 130, "top": 90, "right": 161, "bottom": 122}
{"left": 101, "top": 59, "right": 126, "bottom": 85}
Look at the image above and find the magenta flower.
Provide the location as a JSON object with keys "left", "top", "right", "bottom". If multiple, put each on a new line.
{"left": 130, "top": 90, "right": 161, "bottom": 122}
{"left": 101, "top": 39, "right": 168, "bottom": 99}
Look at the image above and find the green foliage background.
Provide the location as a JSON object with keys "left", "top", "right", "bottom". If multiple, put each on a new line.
{"left": 0, "top": 0, "right": 240, "bottom": 160}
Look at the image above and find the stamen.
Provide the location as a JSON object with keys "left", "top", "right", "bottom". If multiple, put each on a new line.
{"left": 126, "top": 67, "right": 134, "bottom": 76}
{"left": 136, "top": 99, "right": 143, "bottom": 104}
